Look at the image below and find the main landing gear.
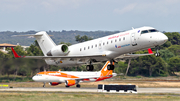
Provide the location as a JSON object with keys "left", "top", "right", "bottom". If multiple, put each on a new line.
{"left": 155, "top": 46, "right": 160, "bottom": 57}
{"left": 107, "top": 60, "right": 115, "bottom": 70}
{"left": 65, "top": 84, "right": 81, "bottom": 88}
{"left": 86, "top": 61, "right": 94, "bottom": 71}
{"left": 76, "top": 84, "right": 80, "bottom": 88}
{"left": 86, "top": 65, "right": 94, "bottom": 71}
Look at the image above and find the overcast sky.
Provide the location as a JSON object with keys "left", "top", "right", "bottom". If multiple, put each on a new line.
{"left": 0, "top": 0, "right": 180, "bottom": 32}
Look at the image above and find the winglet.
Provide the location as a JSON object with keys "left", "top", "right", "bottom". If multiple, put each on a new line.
{"left": 11, "top": 47, "right": 24, "bottom": 58}
{"left": 148, "top": 48, "right": 153, "bottom": 54}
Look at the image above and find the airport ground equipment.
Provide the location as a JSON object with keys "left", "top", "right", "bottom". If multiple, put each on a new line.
{"left": 98, "top": 84, "right": 137, "bottom": 93}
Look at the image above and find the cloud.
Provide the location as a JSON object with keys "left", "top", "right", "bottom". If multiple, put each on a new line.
{"left": 113, "top": 3, "right": 137, "bottom": 14}
{"left": 0, "top": 0, "right": 27, "bottom": 12}
{"left": 113, "top": 0, "right": 180, "bottom": 16}
{"left": 41, "top": 0, "right": 89, "bottom": 11}
{"left": 0, "top": 0, "right": 89, "bottom": 12}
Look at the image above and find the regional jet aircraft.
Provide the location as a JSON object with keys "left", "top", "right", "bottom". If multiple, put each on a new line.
{"left": 32, "top": 61, "right": 117, "bottom": 88}
{"left": 11, "top": 26, "right": 168, "bottom": 71}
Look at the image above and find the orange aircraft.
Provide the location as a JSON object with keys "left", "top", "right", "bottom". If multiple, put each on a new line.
{"left": 32, "top": 61, "right": 117, "bottom": 88}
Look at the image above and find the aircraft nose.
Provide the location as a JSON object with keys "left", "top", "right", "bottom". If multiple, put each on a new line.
{"left": 159, "top": 33, "right": 168, "bottom": 43}
{"left": 155, "top": 33, "right": 168, "bottom": 45}
{"left": 161, "top": 33, "right": 168, "bottom": 42}
{"left": 32, "top": 76, "right": 38, "bottom": 81}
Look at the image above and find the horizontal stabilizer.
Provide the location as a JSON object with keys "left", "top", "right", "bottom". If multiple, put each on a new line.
{"left": 12, "top": 34, "right": 43, "bottom": 37}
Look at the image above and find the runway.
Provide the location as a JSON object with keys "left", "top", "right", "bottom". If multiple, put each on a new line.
{"left": 1, "top": 87, "right": 180, "bottom": 94}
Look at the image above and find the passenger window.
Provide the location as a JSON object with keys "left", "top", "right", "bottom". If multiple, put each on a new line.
{"left": 123, "top": 37, "right": 125, "bottom": 40}
{"left": 88, "top": 46, "right": 90, "bottom": 49}
{"left": 91, "top": 45, "right": 93, "bottom": 48}
{"left": 119, "top": 38, "right": 121, "bottom": 41}
{"left": 141, "top": 30, "right": 149, "bottom": 34}
{"left": 95, "top": 44, "right": 97, "bottom": 47}
{"left": 84, "top": 47, "right": 86, "bottom": 50}
{"left": 115, "top": 39, "right": 117, "bottom": 42}
{"left": 80, "top": 48, "right": 82, "bottom": 51}
{"left": 103, "top": 42, "right": 105, "bottom": 45}
{"left": 111, "top": 40, "right": 113, "bottom": 43}
{"left": 107, "top": 41, "right": 108, "bottom": 44}
{"left": 99, "top": 43, "right": 101, "bottom": 46}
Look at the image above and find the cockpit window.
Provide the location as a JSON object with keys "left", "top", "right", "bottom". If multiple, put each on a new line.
{"left": 35, "top": 74, "right": 42, "bottom": 76}
{"left": 141, "top": 30, "right": 149, "bottom": 34}
{"left": 149, "top": 29, "right": 158, "bottom": 32}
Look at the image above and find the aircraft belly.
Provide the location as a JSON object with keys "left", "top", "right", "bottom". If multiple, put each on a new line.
{"left": 45, "top": 59, "right": 87, "bottom": 66}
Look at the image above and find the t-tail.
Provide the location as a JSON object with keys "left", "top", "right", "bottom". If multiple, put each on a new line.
{"left": 33, "top": 31, "right": 56, "bottom": 56}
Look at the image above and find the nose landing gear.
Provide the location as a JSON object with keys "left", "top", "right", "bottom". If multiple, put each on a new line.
{"left": 43, "top": 82, "right": 45, "bottom": 87}
{"left": 155, "top": 46, "right": 160, "bottom": 57}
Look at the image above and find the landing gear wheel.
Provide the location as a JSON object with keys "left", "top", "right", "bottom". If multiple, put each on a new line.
{"left": 76, "top": 84, "right": 81, "bottom": 88}
{"left": 107, "top": 65, "right": 115, "bottom": 70}
{"left": 155, "top": 46, "right": 160, "bottom": 57}
{"left": 155, "top": 52, "right": 160, "bottom": 57}
{"left": 65, "top": 85, "right": 70, "bottom": 88}
{"left": 86, "top": 65, "right": 94, "bottom": 71}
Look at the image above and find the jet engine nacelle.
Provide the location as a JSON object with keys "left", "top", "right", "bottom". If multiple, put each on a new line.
{"left": 65, "top": 80, "right": 76, "bottom": 86}
{"left": 49, "top": 82, "right": 61, "bottom": 86}
{"left": 47, "top": 44, "right": 69, "bottom": 56}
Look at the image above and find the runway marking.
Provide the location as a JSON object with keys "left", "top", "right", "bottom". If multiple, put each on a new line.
{"left": 1, "top": 87, "right": 180, "bottom": 94}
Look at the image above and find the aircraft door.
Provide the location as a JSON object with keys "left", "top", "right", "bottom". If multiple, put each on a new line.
{"left": 131, "top": 32, "right": 137, "bottom": 46}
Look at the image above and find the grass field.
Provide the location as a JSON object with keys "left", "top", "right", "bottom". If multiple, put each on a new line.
{"left": 0, "top": 92, "right": 180, "bottom": 101}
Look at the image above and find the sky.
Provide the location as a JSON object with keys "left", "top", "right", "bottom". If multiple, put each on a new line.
{"left": 0, "top": 0, "right": 180, "bottom": 32}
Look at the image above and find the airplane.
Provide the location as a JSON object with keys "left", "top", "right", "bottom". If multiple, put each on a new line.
{"left": 32, "top": 61, "right": 117, "bottom": 88}
{"left": 11, "top": 26, "right": 168, "bottom": 71}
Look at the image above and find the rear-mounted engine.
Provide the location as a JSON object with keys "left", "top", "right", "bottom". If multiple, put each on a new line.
{"left": 47, "top": 44, "right": 69, "bottom": 56}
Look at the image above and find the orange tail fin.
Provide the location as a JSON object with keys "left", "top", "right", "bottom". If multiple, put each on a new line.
{"left": 100, "top": 61, "right": 114, "bottom": 77}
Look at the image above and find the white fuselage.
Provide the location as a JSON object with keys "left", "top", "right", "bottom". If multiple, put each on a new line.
{"left": 45, "top": 26, "right": 168, "bottom": 66}
{"left": 32, "top": 71, "right": 117, "bottom": 83}
{"left": 33, "top": 71, "right": 100, "bottom": 82}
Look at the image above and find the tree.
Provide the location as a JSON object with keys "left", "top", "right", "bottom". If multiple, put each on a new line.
{"left": 75, "top": 35, "right": 93, "bottom": 43}
{"left": 168, "top": 56, "right": 180, "bottom": 74}
{"left": 59, "top": 42, "right": 72, "bottom": 46}
{"left": 159, "top": 49, "right": 175, "bottom": 62}
{"left": 168, "top": 45, "right": 180, "bottom": 56}
{"left": 128, "top": 52, "right": 168, "bottom": 77}
{"left": 164, "top": 32, "right": 180, "bottom": 45}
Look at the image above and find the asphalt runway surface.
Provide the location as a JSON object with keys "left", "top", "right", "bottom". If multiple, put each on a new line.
{"left": 1, "top": 87, "right": 180, "bottom": 94}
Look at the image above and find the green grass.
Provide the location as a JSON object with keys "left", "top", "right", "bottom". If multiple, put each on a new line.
{"left": 0, "top": 75, "right": 32, "bottom": 83}
{"left": 0, "top": 92, "right": 180, "bottom": 101}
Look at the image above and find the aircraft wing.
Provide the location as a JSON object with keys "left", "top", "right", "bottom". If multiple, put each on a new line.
{"left": 115, "top": 48, "right": 154, "bottom": 60}
{"left": 11, "top": 47, "right": 106, "bottom": 59}
{"left": 68, "top": 75, "right": 113, "bottom": 81}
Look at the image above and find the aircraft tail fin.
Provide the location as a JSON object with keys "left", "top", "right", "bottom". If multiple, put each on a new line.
{"left": 34, "top": 31, "right": 56, "bottom": 56}
{"left": 96, "top": 61, "right": 116, "bottom": 81}
{"left": 100, "top": 61, "right": 114, "bottom": 76}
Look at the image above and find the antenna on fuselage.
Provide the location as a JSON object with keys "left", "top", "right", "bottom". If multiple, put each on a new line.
{"left": 132, "top": 27, "right": 134, "bottom": 30}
